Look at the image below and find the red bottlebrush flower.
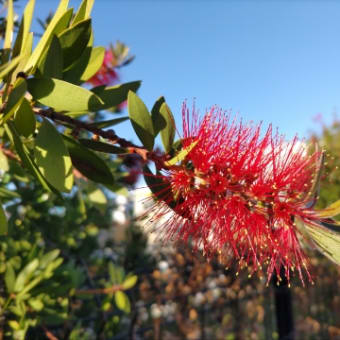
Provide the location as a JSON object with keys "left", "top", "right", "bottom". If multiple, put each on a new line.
{"left": 144, "top": 103, "right": 334, "bottom": 285}
{"left": 87, "top": 49, "right": 119, "bottom": 87}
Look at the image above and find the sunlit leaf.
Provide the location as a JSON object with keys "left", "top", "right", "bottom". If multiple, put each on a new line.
{"left": 27, "top": 78, "right": 104, "bottom": 112}
{"left": 128, "top": 91, "right": 154, "bottom": 151}
{"left": 0, "top": 201, "right": 7, "bottom": 235}
{"left": 122, "top": 275, "right": 138, "bottom": 290}
{"left": 115, "top": 290, "right": 130, "bottom": 313}
{"left": 24, "top": 0, "right": 70, "bottom": 72}
{"left": 164, "top": 141, "right": 198, "bottom": 166}
{"left": 12, "top": 0, "right": 36, "bottom": 57}
{"left": 13, "top": 98, "right": 36, "bottom": 138}
{"left": 14, "top": 258, "right": 39, "bottom": 292}
{"left": 34, "top": 119, "right": 73, "bottom": 192}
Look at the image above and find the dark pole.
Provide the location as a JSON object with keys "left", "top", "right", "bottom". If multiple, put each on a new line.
{"left": 272, "top": 267, "right": 295, "bottom": 340}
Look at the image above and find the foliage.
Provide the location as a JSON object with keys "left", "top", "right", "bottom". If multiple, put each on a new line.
{"left": 0, "top": 0, "right": 340, "bottom": 338}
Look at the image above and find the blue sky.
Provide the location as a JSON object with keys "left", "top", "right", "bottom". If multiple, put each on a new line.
{"left": 24, "top": 0, "right": 340, "bottom": 144}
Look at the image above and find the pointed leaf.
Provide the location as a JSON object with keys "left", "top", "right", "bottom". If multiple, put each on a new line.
{"left": 128, "top": 91, "right": 154, "bottom": 151}
{"left": 63, "top": 46, "right": 104, "bottom": 84}
{"left": 27, "top": 78, "right": 103, "bottom": 112}
{"left": 0, "top": 55, "right": 23, "bottom": 80}
{"left": 4, "top": 0, "right": 14, "bottom": 50}
{"left": 164, "top": 141, "right": 198, "bottom": 166}
{"left": 63, "top": 135, "right": 114, "bottom": 185}
{"left": 4, "top": 122, "right": 55, "bottom": 192}
{"left": 72, "top": 0, "right": 94, "bottom": 25}
{"left": 79, "top": 139, "right": 126, "bottom": 154}
{"left": 0, "top": 201, "right": 7, "bottom": 235}
{"left": 58, "top": 19, "right": 91, "bottom": 69}
{"left": 143, "top": 165, "right": 175, "bottom": 207}
{"left": 14, "top": 258, "right": 39, "bottom": 292}
{"left": 34, "top": 119, "right": 73, "bottom": 192}
{"left": 122, "top": 275, "right": 138, "bottom": 290}
{"left": 37, "top": 35, "right": 63, "bottom": 79}
{"left": 88, "top": 187, "right": 107, "bottom": 212}
{"left": 92, "top": 81, "right": 141, "bottom": 110}
{"left": 0, "top": 150, "right": 9, "bottom": 171}
{"left": 89, "top": 117, "right": 129, "bottom": 129}
{"left": 303, "top": 221, "right": 340, "bottom": 265}
{"left": 1, "top": 78, "right": 27, "bottom": 124}
{"left": 24, "top": 0, "right": 70, "bottom": 72}
{"left": 316, "top": 200, "right": 340, "bottom": 218}
{"left": 159, "top": 102, "right": 175, "bottom": 152}
{"left": 304, "top": 151, "right": 324, "bottom": 208}
{"left": 115, "top": 290, "right": 130, "bottom": 313}
{"left": 5, "top": 262, "right": 15, "bottom": 293}
{"left": 12, "top": 0, "right": 35, "bottom": 57}
{"left": 151, "top": 96, "right": 165, "bottom": 136}
{"left": 14, "top": 98, "right": 36, "bottom": 137}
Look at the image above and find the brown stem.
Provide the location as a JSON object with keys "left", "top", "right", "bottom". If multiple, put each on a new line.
{"left": 33, "top": 108, "right": 163, "bottom": 163}
{"left": 34, "top": 108, "right": 140, "bottom": 149}
{"left": 75, "top": 285, "right": 121, "bottom": 295}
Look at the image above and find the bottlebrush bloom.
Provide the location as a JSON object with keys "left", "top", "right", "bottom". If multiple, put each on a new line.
{"left": 144, "top": 103, "right": 340, "bottom": 285}
{"left": 87, "top": 49, "right": 119, "bottom": 87}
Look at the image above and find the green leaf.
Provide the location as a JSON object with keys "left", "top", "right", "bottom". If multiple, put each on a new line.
{"left": 92, "top": 81, "right": 141, "bottom": 110}
{"left": 89, "top": 117, "right": 129, "bottom": 129}
{"left": 115, "top": 290, "right": 130, "bottom": 313}
{"left": 39, "top": 249, "right": 60, "bottom": 269}
{"left": 37, "top": 35, "right": 63, "bottom": 79}
{"left": 0, "top": 55, "right": 23, "bottom": 80}
{"left": 58, "top": 19, "right": 91, "bottom": 69}
{"left": 0, "top": 201, "right": 7, "bottom": 235}
{"left": 28, "top": 299, "right": 44, "bottom": 311}
{"left": 34, "top": 119, "right": 73, "bottom": 192}
{"left": 14, "top": 258, "right": 39, "bottom": 292}
{"left": 108, "top": 262, "right": 124, "bottom": 284}
{"left": 302, "top": 220, "right": 340, "bottom": 265}
{"left": 0, "top": 187, "right": 20, "bottom": 199}
{"left": 72, "top": 0, "right": 94, "bottom": 25}
{"left": 0, "top": 150, "right": 9, "bottom": 172}
{"left": 159, "top": 102, "right": 175, "bottom": 152}
{"left": 304, "top": 152, "right": 324, "bottom": 208}
{"left": 12, "top": 0, "right": 36, "bottom": 57}
{"left": 79, "top": 139, "right": 126, "bottom": 154}
{"left": 24, "top": 1, "right": 71, "bottom": 72}
{"left": 80, "top": 46, "right": 105, "bottom": 81}
{"left": 143, "top": 165, "right": 175, "bottom": 207}
{"left": 88, "top": 187, "right": 107, "bottom": 212}
{"left": 151, "top": 96, "right": 165, "bottom": 136}
{"left": 128, "top": 91, "right": 154, "bottom": 151}
{"left": 164, "top": 141, "right": 198, "bottom": 166}
{"left": 63, "top": 46, "right": 104, "bottom": 84}
{"left": 122, "top": 275, "right": 138, "bottom": 290}
{"left": 13, "top": 98, "right": 36, "bottom": 138}
{"left": 316, "top": 200, "right": 340, "bottom": 218}
{"left": 27, "top": 78, "right": 103, "bottom": 112}
{"left": 5, "top": 262, "right": 15, "bottom": 293}
{"left": 4, "top": 0, "right": 14, "bottom": 50}
{"left": 63, "top": 135, "right": 114, "bottom": 185}
{"left": 5, "top": 122, "right": 55, "bottom": 192}
{"left": 1, "top": 78, "right": 27, "bottom": 124}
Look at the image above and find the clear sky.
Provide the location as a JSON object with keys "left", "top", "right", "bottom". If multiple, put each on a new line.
{"left": 23, "top": 0, "right": 340, "bottom": 144}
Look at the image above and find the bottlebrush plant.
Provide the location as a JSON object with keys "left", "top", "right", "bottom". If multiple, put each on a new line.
{"left": 0, "top": 0, "right": 340, "bottom": 338}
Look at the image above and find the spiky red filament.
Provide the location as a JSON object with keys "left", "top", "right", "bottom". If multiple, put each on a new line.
{"left": 146, "top": 104, "right": 322, "bottom": 285}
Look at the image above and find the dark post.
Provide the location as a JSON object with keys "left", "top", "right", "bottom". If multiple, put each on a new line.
{"left": 272, "top": 267, "right": 294, "bottom": 340}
